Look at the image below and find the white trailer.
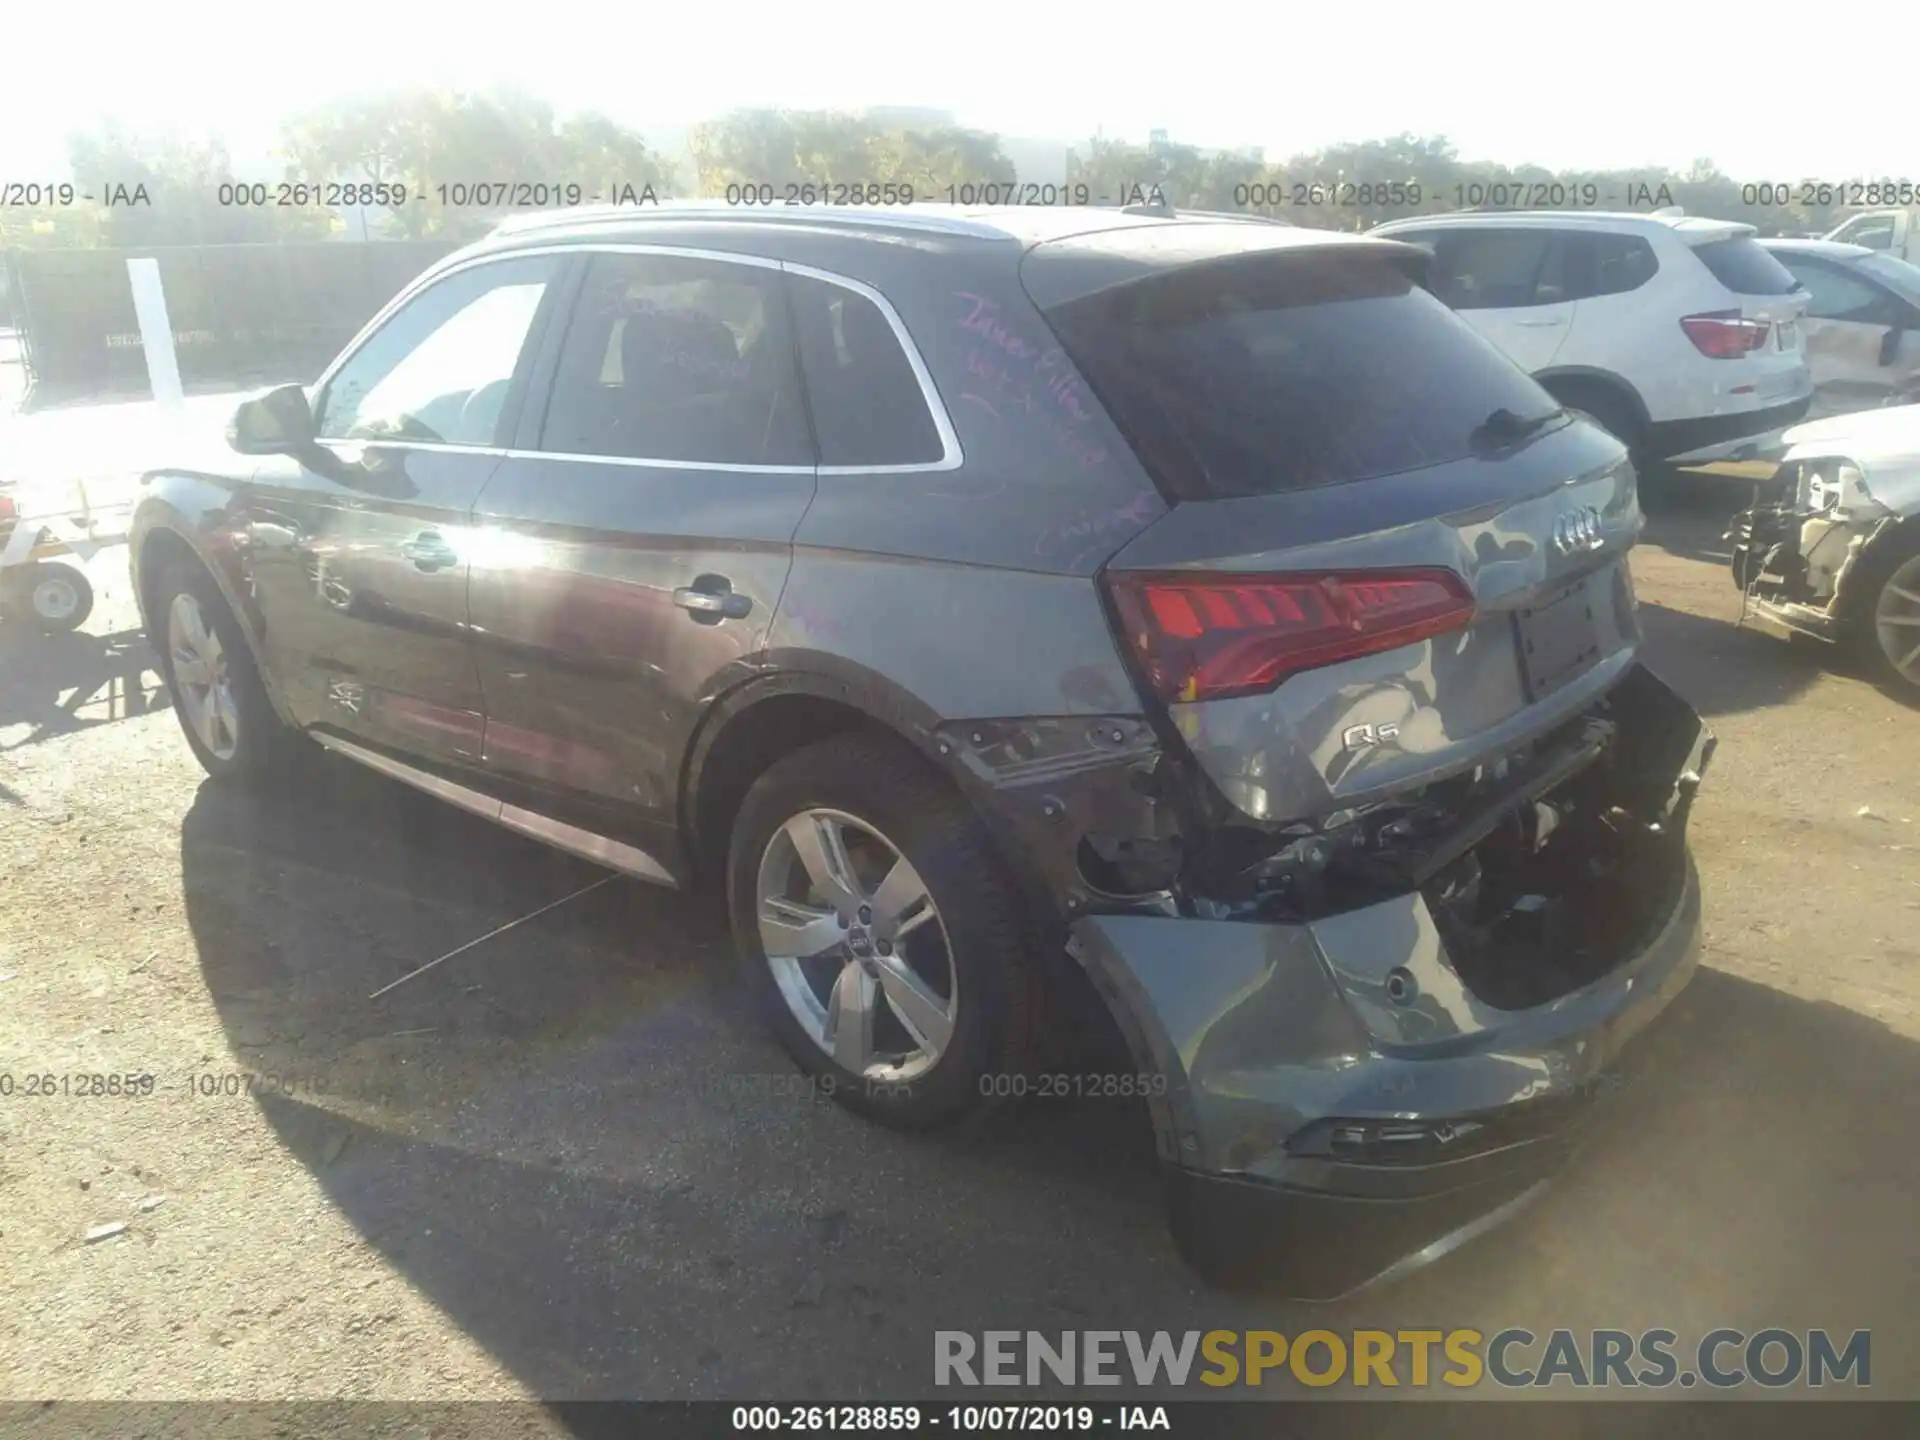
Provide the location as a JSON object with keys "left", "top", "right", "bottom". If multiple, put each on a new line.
{"left": 0, "top": 475, "right": 134, "bottom": 632}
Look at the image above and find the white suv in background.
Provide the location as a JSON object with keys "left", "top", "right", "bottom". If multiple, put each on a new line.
{"left": 1372, "top": 211, "right": 1813, "bottom": 466}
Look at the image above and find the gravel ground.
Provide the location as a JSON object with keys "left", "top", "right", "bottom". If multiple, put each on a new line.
{"left": 0, "top": 475, "right": 1915, "bottom": 1402}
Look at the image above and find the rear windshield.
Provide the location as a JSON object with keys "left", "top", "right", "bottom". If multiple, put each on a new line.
{"left": 1040, "top": 252, "right": 1563, "bottom": 501}
{"left": 1690, "top": 237, "right": 1800, "bottom": 296}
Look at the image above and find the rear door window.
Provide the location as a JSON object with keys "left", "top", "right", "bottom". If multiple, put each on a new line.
{"left": 1426, "top": 229, "right": 1562, "bottom": 310}
{"left": 1041, "top": 251, "right": 1563, "bottom": 501}
{"left": 1567, "top": 233, "right": 1660, "bottom": 298}
{"left": 1689, "top": 237, "right": 1800, "bottom": 296}
{"left": 538, "top": 252, "right": 812, "bottom": 467}
{"left": 786, "top": 274, "right": 946, "bottom": 468}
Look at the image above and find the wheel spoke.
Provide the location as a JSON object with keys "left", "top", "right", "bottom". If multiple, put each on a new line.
{"left": 892, "top": 903, "right": 939, "bottom": 940}
{"left": 1900, "top": 639, "right": 1920, "bottom": 677}
{"left": 1878, "top": 613, "right": 1920, "bottom": 627}
{"left": 870, "top": 856, "right": 931, "bottom": 937}
{"left": 194, "top": 690, "right": 224, "bottom": 751}
{"left": 759, "top": 895, "right": 844, "bottom": 961}
{"left": 873, "top": 955, "right": 953, "bottom": 1056}
{"left": 1886, "top": 584, "right": 1920, "bottom": 607}
{"left": 823, "top": 960, "right": 876, "bottom": 1072}
{"left": 784, "top": 814, "right": 864, "bottom": 915}
{"left": 172, "top": 595, "right": 209, "bottom": 652}
{"left": 173, "top": 652, "right": 213, "bottom": 689}
{"left": 213, "top": 686, "right": 241, "bottom": 750}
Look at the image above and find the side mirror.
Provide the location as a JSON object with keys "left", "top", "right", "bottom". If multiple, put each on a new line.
{"left": 1880, "top": 325, "right": 1906, "bottom": 368}
{"left": 228, "top": 384, "right": 314, "bottom": 455}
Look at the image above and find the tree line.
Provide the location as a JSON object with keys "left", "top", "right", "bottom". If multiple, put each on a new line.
{"left": 0, "top": 87, "right": 1896, "bottom": 253}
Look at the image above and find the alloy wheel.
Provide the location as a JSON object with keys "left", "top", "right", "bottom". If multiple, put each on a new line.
{"left": 1873, "top": 554, "right": 1920, "bottom": 686}
{"left": 167, "top": 592, "right": 241, "bottom": 762}
{"left": 755, "top": 807, "right": 957, "bottom": 1083}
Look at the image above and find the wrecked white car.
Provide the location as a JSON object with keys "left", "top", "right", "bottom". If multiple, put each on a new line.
{"left": 1729, "top": 403, "right": 1920, "bottom": 693}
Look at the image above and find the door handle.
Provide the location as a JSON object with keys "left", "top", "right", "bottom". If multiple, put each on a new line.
{"left": 400, "top": 532, "right": 458, "bottom": 572}
{"left": 673, "top": 582, "right": 752, "bottom": 621}
{"left": 1516, "top": 318, "right": 1567, "bottom": 328}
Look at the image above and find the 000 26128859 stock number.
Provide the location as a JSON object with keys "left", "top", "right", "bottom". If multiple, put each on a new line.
{"left": 978, "top": 1072, "right": 1168, "bottom": 1099}
{"left": 725, "top": 182, "right": 917, "bottom": 206}
{"left": 216, "top": 181, "right": 415, "bottom": 208}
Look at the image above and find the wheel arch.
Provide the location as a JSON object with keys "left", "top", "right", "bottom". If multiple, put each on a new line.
{"left": 1535, "top": 367, "right": 1653, "bottom": 439}
{"left": 132, "top": 509, "right": 299, "bottom": 729}
{"left": 680, "top": 662, "right": 1058, "bottom": 924}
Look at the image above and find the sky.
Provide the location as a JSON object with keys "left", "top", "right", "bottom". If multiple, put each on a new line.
{"left": 5, "top": 2, "right": 1912, "bottom": 181}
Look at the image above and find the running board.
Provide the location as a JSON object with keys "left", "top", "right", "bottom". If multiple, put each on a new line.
{"left": 310, "top": 732, "right": 678, "bottom": 889}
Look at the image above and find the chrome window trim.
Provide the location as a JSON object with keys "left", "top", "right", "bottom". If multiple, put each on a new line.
{"left": 499, "top": 448, "right": 813, "bottom": 475}
{"left": 310, "top": 241, "right": 962, "bottom": 475}
{"left": 781, "top": 257, "right": 963, "bottom": 475}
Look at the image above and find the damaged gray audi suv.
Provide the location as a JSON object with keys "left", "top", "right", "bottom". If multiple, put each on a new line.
{"left": 131, "top": 201, "right": 1713, "bottom": 1298}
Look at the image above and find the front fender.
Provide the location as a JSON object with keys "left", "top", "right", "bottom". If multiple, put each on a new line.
{"left": 132, "top": 468, "right": 297, "bottom": 728}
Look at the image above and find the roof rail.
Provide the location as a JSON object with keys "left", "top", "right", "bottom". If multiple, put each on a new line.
{"left": 1109, "top": 199, "right": 1296, "bottom": 227}
{"left": 1175, "top": 207, "right": 1296, "bottom": 227}
{"left": 485, "top": 200, "right": 1014, "bottom": 242}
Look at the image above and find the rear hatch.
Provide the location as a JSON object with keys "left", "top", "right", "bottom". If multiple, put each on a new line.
{"left": 1024, "top": 234, "right": 1643, "bottom": 827}
{"left": 1675, "top": 221, "right": 1811, "bottom": 370}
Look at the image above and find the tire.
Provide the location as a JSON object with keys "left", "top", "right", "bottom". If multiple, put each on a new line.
{"left": 726, "top": 733, "right": 1044, "bottom": 1131}
{"left": 23, "top": 561, "right": 93, "bottom": 634}
{"left": 151, "top": 558, "right": 303, "bottom": 781}
{"left": 1848, "top": 528, "right": 1920, "bottom": 697}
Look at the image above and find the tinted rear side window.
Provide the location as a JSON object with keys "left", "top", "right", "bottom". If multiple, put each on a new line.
{"left": 1690, "top": 238, "right": 1800, "bottom": 296}
{"left": 1425, "top": 230, "right": 1562, "bottom": 310}
{"left": 787, "top": 274, "right": 945, "bottom": 467}
{"left": 1569, "top": 233, "right": 1660, "bottom": 297}
{"left": 539, "top": 252, "right": 812, "bottom": 467}
{"left": 1041, "top": 252, "right": 1561, "bottom": 501}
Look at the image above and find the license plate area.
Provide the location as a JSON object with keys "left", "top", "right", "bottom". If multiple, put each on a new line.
{"left": 1516, "top": 574, "right": 1603, "bottom": 700}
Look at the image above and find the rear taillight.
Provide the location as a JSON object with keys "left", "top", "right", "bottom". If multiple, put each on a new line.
{"left": 1680, "top": 310, "right": 1771, "bottom": 359}
{"left": 1105, "top": 568, "right": 1476, "bottom": 704}
{"left": 0, "top": 494, "right": 14, "bottom": 521}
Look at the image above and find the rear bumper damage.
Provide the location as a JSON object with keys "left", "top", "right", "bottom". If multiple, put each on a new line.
{"left": 1064, "top": 662, "right": 1712, "bottom": 1298}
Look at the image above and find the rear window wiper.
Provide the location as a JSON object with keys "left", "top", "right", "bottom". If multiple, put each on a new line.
{"left": 1470, "top": 405, "right": 1567, "bottom": 452}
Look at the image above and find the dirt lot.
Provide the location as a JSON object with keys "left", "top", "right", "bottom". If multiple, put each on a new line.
{"left": 1, "top": 475, "right": 1915, "bottom": 1402}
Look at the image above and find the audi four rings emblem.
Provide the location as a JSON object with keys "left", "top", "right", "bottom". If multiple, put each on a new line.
{"left": 1552, "top": 505, "right": 1604, "bottom": 555}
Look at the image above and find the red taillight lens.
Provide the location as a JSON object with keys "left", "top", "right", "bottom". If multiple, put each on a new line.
{"left": 1680, "top": 310, "right": 1770, "bottom": 359}
{"left": 1105, "top": 568, "right": 1476, "bottom": 703}
{"left": 0, "top": 494, "right": 15, "bottom": 521}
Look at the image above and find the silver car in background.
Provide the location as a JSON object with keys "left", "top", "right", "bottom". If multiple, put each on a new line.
{"left": 1730, "top": 403, "right": 1920, "bottom": 695}
{"left": 1761, "top": 239, "right": 1920, "bottom": 419}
